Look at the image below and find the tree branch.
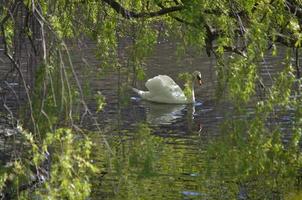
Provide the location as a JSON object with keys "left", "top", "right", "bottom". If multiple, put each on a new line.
{"left": 1, "top": 2, "right": 38, "bottom": 135}
{"left": 286, "top": 0, "right": 302, "bottom": 19}
{"left": 102, "top": 0, "right": 184, "bottom": 19}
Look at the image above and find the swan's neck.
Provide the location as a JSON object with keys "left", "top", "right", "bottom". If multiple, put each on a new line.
{"left": 190, "top": 80, "right": 196, "bottom": 103}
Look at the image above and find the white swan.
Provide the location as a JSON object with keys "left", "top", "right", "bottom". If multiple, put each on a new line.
{"left": 132, "top": 71, "right": 202, "bottom": 104}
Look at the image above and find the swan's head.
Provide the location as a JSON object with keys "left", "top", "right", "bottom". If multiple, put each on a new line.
{"left": 192, "top": 71, "right": 202, "bottom": 85}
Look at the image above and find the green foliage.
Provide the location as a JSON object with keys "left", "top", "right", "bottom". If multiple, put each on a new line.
{"left": 94, "top": 123, "right": 203, "bottom": 200}
{"left": 227, "top": 57, "right": 257, "bottom": 104}
{"left": 203, "top": 61, "right": 301, "bottom": 199}
{"left": 95, "top": 91, "right": 106, "bottom": 112}
{"left": 0, "top": 170, "right": 8, "bottom": 192}
{"left": 130, "top": 22, "right": 158, "bottom": 81}
{"left": 112, "top": 124, "right": 163, "bottom": 179}
{"left": 95, "top": 17, "right": 118, "bottom": 70}
{"left": 29, "top": 58, "right": 81, "bottom": 134}
{"left": 178, "top": 72, "right": 193, "bottom": 100}
{"left": 1, "top": 19, "right": 14, "bottom": 53}
{"left": 11, "top": 127, "right": 97, "bottom": 200}
{"left": 204, "top": 115, "right": 301, "bottom": 199}
{"left": 38, "top": 129, "right": 97, "bottom": 200}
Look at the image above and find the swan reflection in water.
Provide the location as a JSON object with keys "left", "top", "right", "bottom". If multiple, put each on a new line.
{"left": 133, "top": 98, "right": 202, "bottom": 129}
{"left": 143, "top": 102, "right": 187, "bottom": 125}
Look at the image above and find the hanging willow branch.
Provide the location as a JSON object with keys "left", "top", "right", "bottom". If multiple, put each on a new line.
{"left": 0, "top": 2, "right": 38, "bottom": 135}
{"left": 102, "top": 0, "right": 184, "bottom": 19}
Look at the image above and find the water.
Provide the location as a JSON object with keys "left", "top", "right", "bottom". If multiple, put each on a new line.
{"left": 76, "top": 41, "right": 301, "bottom": 199}
{"left": 0, "top": 38, "right": 300, "bottom": 199}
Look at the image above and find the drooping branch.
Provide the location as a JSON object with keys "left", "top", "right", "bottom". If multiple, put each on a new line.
{"left": 101, "top": 0, "right": 184, "bottom": 19}
{"left": 0, "top": 6, "right": 37, "bottom": 135}
{"left": 286, "top": 0, "right": 302, "bottom": 19}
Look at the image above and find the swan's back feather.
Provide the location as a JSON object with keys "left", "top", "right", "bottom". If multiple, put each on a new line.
{"left": 144, "top": 75, "right": 187, "bottom": 103}
{"left": 146, "top": 75, "right": 173, "bottom": 92}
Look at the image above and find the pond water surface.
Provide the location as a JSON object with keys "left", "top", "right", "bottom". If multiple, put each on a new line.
{"left": 74, "top": 40, "right": 300, "bottom": 200}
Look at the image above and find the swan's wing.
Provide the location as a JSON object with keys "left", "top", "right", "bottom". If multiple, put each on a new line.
{"left": 145, "top": 75, "right": 187, "bottom": 103}
{"left": 145, "top": 75, "right": 178, "bottom": 94}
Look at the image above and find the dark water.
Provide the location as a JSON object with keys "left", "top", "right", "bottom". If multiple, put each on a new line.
{"left": 0, "top": 36, "right": 300, "bottom": 198}
{"left": 2, "top": 38, "right": 299, "bottom": 199}
{"left": 75, "top": 41, "right": 301, "bottom": 200}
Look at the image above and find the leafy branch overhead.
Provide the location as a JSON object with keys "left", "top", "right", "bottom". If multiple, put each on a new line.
{"left": 102, "top": 0, "right": 302, "bottom": 56}
{"left": 102, "top": 0, "right": 184, "bottom": 18}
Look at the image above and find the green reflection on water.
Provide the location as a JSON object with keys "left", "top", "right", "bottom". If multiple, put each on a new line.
{"left": 92, "top": 122, "right": 301, "bottom": 200}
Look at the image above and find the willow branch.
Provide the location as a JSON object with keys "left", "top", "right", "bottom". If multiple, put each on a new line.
{"left": 1, "top": 21, "right": 38, "bottom": 136}
{"left": 102, "top": 0, "right": 184, "bottom": 19}
{"left": 286, "top": 0, "right": 302, "bottom": 18}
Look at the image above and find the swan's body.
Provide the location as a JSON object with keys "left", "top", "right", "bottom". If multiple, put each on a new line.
{"left": 132, "top": 71, "right": 202, "bottom": 104}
